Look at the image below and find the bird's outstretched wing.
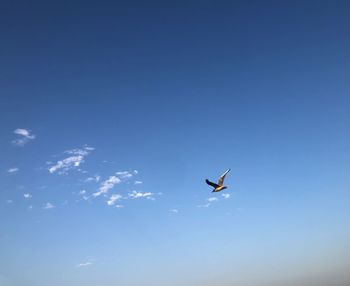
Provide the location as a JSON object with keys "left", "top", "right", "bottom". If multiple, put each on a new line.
{"left": 206, "top": 179, "right": 220, "bottom": 189}
{"left": 218, "top": 169, "right": 230, "bottom": 186}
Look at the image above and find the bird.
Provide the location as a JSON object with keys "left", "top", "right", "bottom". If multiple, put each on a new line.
{"left": 205, "top": 169, "right": 231, "bottom": 192}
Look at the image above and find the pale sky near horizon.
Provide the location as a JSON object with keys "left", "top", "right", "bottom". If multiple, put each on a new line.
{"left": 1, "top": 1, "right": 349, "bottom": 285}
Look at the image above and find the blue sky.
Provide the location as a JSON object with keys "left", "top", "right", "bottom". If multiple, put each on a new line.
{"left": 1, "top": 1, "right": 349, "bottom": 285}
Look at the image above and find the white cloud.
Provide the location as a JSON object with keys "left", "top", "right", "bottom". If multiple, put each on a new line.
{"left": 77, "top": 262, "right": 92, "bottom": 268}
{"left": 64, "top": 147, "right": 94, "bottom": 156}
{"left": 24, "top": 193, "right": 32, "bottom": 199}
{"left": 79, "top": 190, "right": 86, "bottom": 195}
{"left": 76, "top": 190, "right": 90, "bottom": 201}
{"left": 133, "top": 170, "right": 138, "bottom": 174}
{"left": 116, "top": 171, "right": 133, "bottom": 179}
{"left": 115, "top": 204, "right": 124, "bottom": 208}
{"left": 12, "top": 128, "right": 36, "bottom": 146}
{"left": 43, "top": 202, "right": 55, "bottom": 209}
{"left": 93, "top": 176, "right": 121, "bottom": 197}
{"left": 83, "top": 146, "right": 94, "bottom": 151}
{"left": 14, "top": 129, "right": 34, "bottom": 137}
{"left": 107, "top": 194, "right": 122, "bottom": 206}
{"left": 128, "top": 191, "right": 153, "bottom": 199}
{"left": 49, "top": 156, "right": 84, "bottom": 174}
{"left": 84, "top": 175, "right": 100, "bottom": 183}
{"left": 170, "top": 209, "right": 179, "bottom": 213}
{"left": 207, "top": 197, "right": 218, "bottom": 202}
{"left": 197, "top": 203, "right": 210, "bottom": 208}
{"left": 48, "top": 146, "right": 93, "bottom": 174}
{"left": 197, "top": 197, "right": 220, "bottom": 208}
{"left": 7, "top": 168, "right": 19, "bottom": 173}
{"left": 222, "top": 193, "right": 231, "bottom": 199}
{"left": 134, "top": 180, "right": 143, "bottom": 185}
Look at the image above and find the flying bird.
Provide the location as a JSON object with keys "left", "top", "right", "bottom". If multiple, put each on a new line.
{"left": 205, "top": 169, "right": 231, "bottom": 192}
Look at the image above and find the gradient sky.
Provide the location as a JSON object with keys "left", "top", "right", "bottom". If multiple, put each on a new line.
{"left": 1, "top": 1, "right": 349, "bottom": 285}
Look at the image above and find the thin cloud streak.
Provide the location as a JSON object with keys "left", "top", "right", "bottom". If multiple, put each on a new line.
{"left": 128, "top": 191, "right": 154, "bottom": 199}
{"left": 7, "top": 168, "right": 19, "bottom": 173}
{"left": 76, "top": 262, "right": 92, "bottom": 268}
{"left": 116, "top": 171, "right": 133, "bottom": 179}
{"left": 84, "top": 175, "right": 100, "bottom": 183}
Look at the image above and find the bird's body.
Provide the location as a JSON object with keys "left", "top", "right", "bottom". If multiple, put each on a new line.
{"left": 205, "top": 169, "right": 230, "bottom": 192}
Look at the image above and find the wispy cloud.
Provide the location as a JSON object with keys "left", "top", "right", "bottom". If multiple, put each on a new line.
{"left": 78, "top": 190, "right": 90, "bottom": 200}
{"left": 116, "top": 171, "right": 133, "bottom": 179}
{"left": 197, "top": 197, "right": 219, "bottom": 208}
{"left": 170, "top": 209, "right": 179, "bottom": 213}
{"left": 48, "top": 146, "right": 94, "bottom": 174}
{"left": 222, "top": 193, "right": 231, "bottom": 199}
{"left": 49, "top": 156, "right": 84, "bottom": 174}
{"left": 93, "top": 176, "right": 121, "bottom": 197}
{"left": 79, "top": 190, "right": 86, "bottom": 195}
{"left": 65, "top": 146, "right": 94, "bottom": 155}
{"left": 84, "top": 175, "right": 100, "bottom": 183}
{"left": 43, "top": 202, "right": 55, "bottom": 209}
{"left": 197, "top": 203, "right": 210, "bottom": 208}
{"left": 76, "top": 262, "right": 92, "bottom": 268}
{"left": 128, "top": 190, "right": 154, "bottom": 199}
{"left": 24, "top": 193, "right": 32, "bottom": 199}
{"left": 7, "top": 167, "right": 19, "bottom": 173}
{"left": 207, "top": 197, "right": 218, "bottom": 202}
{"left": 107, "top": 194, "right": 122, "bottom": 206}
{"left": 6, "top": 199, "right": 13, "bottom": 204}
{"left": 134, "top": 180, "right": 143, "bottom": 185}
{"left": 12, "top": 128, "right": 36, "bottom": 146}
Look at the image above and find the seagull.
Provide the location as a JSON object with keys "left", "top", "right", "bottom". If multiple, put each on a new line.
{"left": 205, "top": 169, "right": 231, "bottom": 192}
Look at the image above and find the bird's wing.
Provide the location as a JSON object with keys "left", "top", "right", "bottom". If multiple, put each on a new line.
{"left": 218, "top": 169, "right": 230, "bottom": 185}
{"left": 206, "top": 179, "right": 220, "bottom": 189}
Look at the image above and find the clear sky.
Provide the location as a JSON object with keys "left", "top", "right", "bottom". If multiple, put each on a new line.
{"left": 1, "top": 1, "right": 349, "bottom": 285}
